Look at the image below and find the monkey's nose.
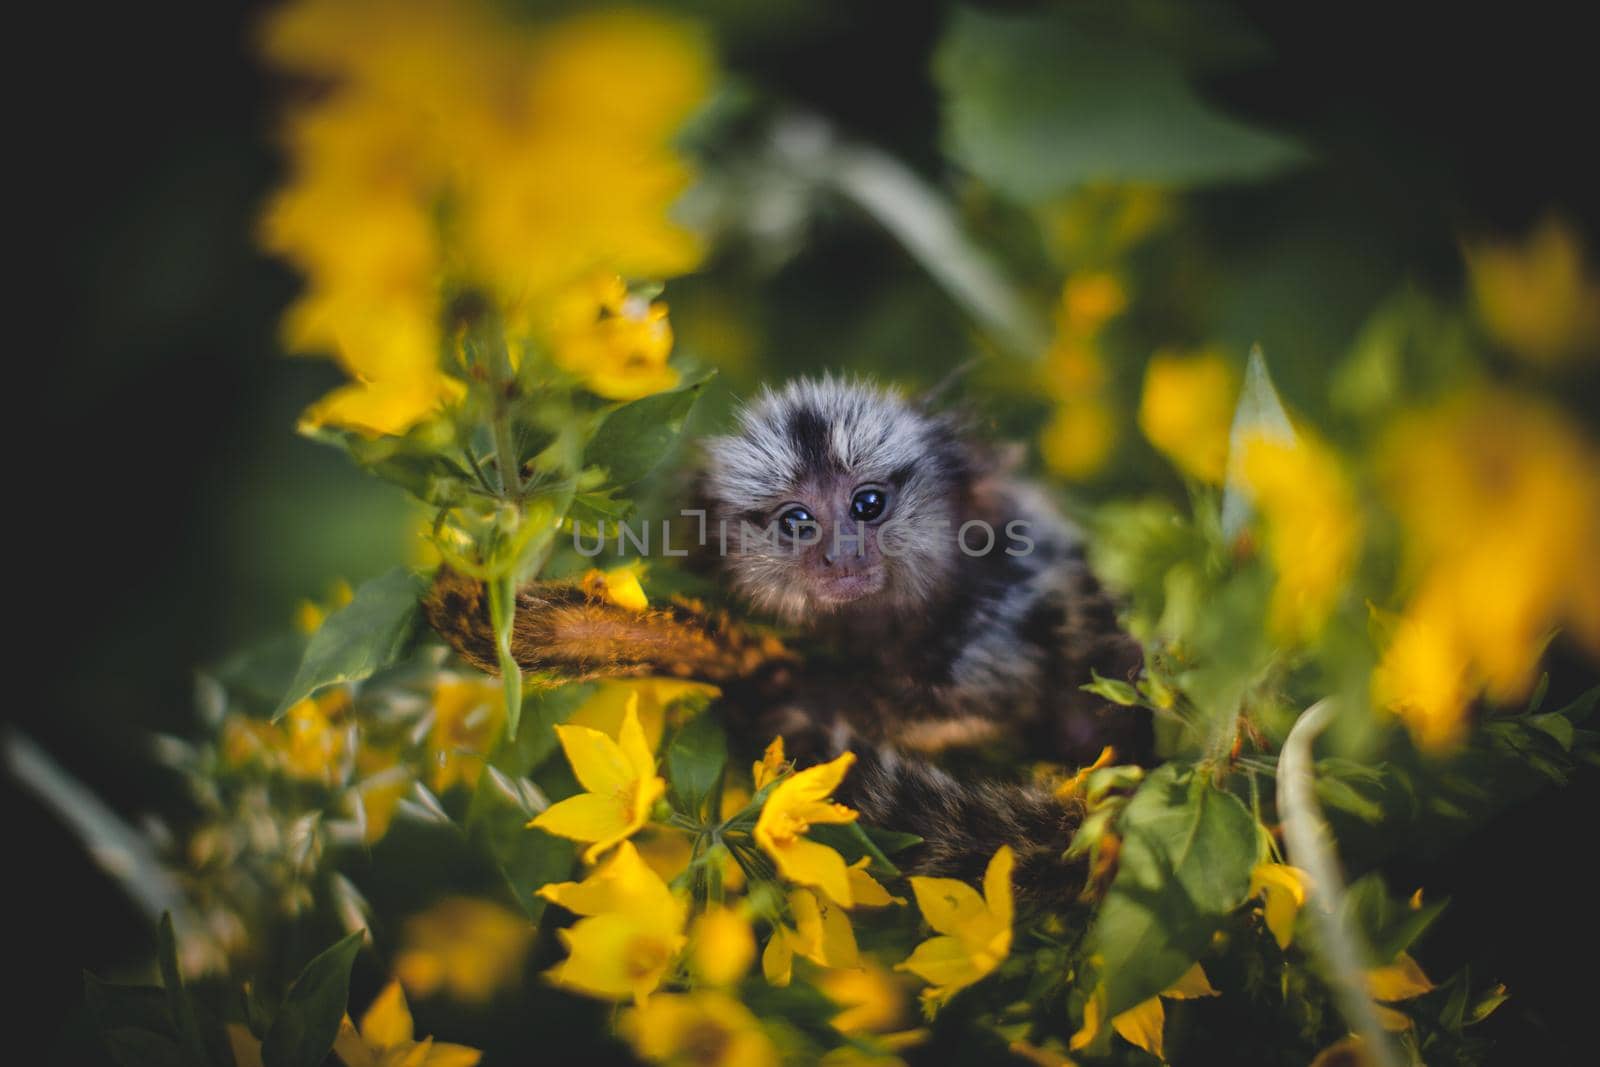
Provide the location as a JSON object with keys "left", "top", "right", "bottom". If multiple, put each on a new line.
{"left": 822, "top": 548, "right": 837, "bottom": 566}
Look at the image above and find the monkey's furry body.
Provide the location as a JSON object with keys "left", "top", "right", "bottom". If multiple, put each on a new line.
{"left": 427, "top": 377, "right": 1148, "bottom": 901}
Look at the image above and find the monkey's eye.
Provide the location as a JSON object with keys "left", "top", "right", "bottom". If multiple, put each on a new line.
{"left": 777, "top": 506, "right": 816, "bottom": 538}
{"left": 849, "top": 488, "right": 887, "bottom": 522}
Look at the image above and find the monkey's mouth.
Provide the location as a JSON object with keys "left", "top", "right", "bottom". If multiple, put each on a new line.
{"left": 808, "top": 570, "right": 885, "bottom": 604}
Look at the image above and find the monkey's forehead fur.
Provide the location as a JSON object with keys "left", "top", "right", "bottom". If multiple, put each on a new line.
{"left": 699, "top": 376, "right": 970, "bottom": 511}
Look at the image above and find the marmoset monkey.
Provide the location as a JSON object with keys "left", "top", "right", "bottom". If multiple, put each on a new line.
{"left": 427, "top": 376, "right": 1149, "bottom": 901}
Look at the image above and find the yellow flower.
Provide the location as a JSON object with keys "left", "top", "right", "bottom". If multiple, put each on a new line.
{"left": 1465, "top": 216, "right": 1600, "bottom": 365}
{"left": 1371, "top": 590, "right": 1475, "bottom": 752}
{"left": 817, "top": 960, "right": 914, "bottom": 1036}
{"left": 897, "top": 845, "right": 1014, "bottom": 1007}
{"left": 1139, "top": 349, "right": 1239, "bottom": 484}
{"left": 1376, "top": 390, "right": 1600, "bottom": 749}
{"left": 537, "top": 841, "right": 688, "bottom": 1003}
{"left": 332, "top": 980, "right": 481, "bottom": 1067}
{"left": 622, "top": 991, "right": 780, "bottom": 1067}
{"left": 1040, "top": 397, "right": 1117, "bottom": 481}
{"left": 1056, "top": 272, "right": 1127, "bottom": 337}
{"left": 530, "top": 702, "right": 665, "bottom": 863}
{"left": 282, "top": 689, "right": 353, "bottom": 784}
{"left": 427, "top": 674, "right": 504, "bottom": 793}
{"left": 220, "top": 716, "right": 282, "bottom": 771}
{"left": 754, "top": 752, "right": 860, "bottom": 906}
{"left": 550, "top": 907, "right": 684, "bottom": 1005}
{"left": 1248, "top": 863, "right": 1313, "bottom": 950}
{"left": 549, "top": 274, "right": 681, "bottom": 400}
{"left": 753, "top": 736, "right": 788, "bottom": 790}
{"left": 579, "top": 561, "right": 651, "bottom": 613}
{"left": 1237, "top": 430, "right": 1364, "bottom": 641}
{"left": 567, "top": 678, "right": 721, "bottom": 754}
{"left": 460, "top": 11, "right": 710, "bottom": 307}
{"left": 689, "top": 908, "right": 757, "bottom": 986}
{"left": 1069, "top": 963, "right": 1218, "bottom": 1060}
{"left": 763, "top": 888, "right": 860, "bottom": 986}
{"left": 393, "top": 897, "right": 533, "bottom": 1003}
{"left": 350, "top": 744, "right": 410, "bottom": 845}
{"left": 1043, "top": 183, "right": 1172, "bottom": 263}
{"left": 260, "top": 1, "right": 712, "bottom": 434}
{"left": 1053, "top": 745, "right": 1117, "bottom": 804}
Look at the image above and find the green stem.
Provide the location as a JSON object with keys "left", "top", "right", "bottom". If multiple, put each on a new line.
{"left": 487, "top": 571, "right": 523, "bottom": 740}
{"left": 491, "top": 403, "right": 522, "bottom": 498}
{"left": 1278, "top": 699, "right": 1403, "bottom": 1067}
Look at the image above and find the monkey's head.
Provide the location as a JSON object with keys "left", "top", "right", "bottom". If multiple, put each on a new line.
{"left": 699, "top": 376, "right": 973, "bottom": 625}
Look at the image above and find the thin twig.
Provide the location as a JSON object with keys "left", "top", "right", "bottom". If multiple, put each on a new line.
{"left": 1277, "top": 700, "right": 1403, "bottom": 1067}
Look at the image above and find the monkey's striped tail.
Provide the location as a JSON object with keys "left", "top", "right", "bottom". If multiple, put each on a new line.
{"left": 423, "top": 568, "right": 794, "bottom": 685}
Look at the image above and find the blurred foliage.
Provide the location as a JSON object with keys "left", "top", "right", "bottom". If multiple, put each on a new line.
{"left": 23, "top": 0, "right": 1600, "bottom": 1065}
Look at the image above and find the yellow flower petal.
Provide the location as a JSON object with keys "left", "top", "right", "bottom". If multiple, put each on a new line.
{"left": 538, "top": 840, "right": 676, "bottom": 917}
{"left": 549, "top": 912, "right": 686, "bottom": 1004}
{"left": 690, "top": 908, "right": 757, "bottom": 986}
{"left": 847, "top": 858, "right": 904, "bottom": 908}
{"left": 419, "top": 1045, "right": 483, "bottom": 1067}
{"left": 1162, "top": 962, "right": 1220, "bottom": 1000}
{"left": 1139, "top": 349, "right": 1238, "bottom": 485}
{"left": 359, "top": 981, "right": 414, "bottom": 1051}
{"left": 982, "top": 845, "right": 1015, "bottom": 930}
{"left": 623, "top": 991, "right": 781, "bottom": 1067}
{"left": 907, "top": 877, "right": 988, "bottom": 939}
{"left": 530, "top": 791, "right": 635, "bottom": 845}
{"left": 1111, "top": 996, "right": 1166, "bottom": 1060}
{"left": 762, "top": 927, "right": 795, "bottom": 987}
{"left": 1367, "top": 953, "right": 1434, "bottom": 1002}
{"left": 792, "top": 889, "right": 859, "bottom": 969}
{"left": 753, "top": 736, "right": 787, "bottom": 790}
{"left": 1249, "top": 863, "right": 1313, "bottom": 950}
{"left": 896, "top": 934, "right": 988, "bottom": 990}
{"left": 772, "top": 836, "right": 855, "bottom": 908}
{"left": 616, "top": 700, "right": 657, "bottom": 778}
{"left": 551, "top": 722, "right": 635, "bottom": 797}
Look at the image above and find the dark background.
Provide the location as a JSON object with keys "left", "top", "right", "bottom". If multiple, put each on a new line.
{"left": 20, "top": 1, "right": 1599, "bottom": 1062}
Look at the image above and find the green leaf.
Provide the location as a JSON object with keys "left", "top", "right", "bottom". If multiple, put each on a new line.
{"left": 667, "top": 712, "right": 728, "bottom": 821}
{"left": 862, "top": 825, "right": 924, "bottom": 856}
{"left": 934, "top": 5, "right": 1302, "bottom": 203}
{"left": 1314, "top": 775, "right": 1387, "bottom": 825}
{"left": 1468, "top": 984, "right": 1510, "bottom": 1025}
{"left": 1090, "top": 764, "right": 1257, "bottom": 1014}
{"left": 1341, "top": 873, "right": 1448, "bottom": 964}
{"left": 809, "top": 820, "right": 902, "bottom": 879}
{"left": 209, "top": 631, "right": 308, "bottom": 713}
{"left": 1526, "top": 710, "right": 1575, "bottom": 751}
{"left": 581, "top": 373, "right": 711, "bottom": 489}
{"left": 84, "top": 974, "right": 183, "bottom": 1067}
{"left": 1553, "top": 683, "right": 1600, "bottom": 726}
{"left": 467, "top": 772, "right": 576, "bottom": 919}
{"left": 157, "top": 913, "right": 214, "bottom": 1067}
{"left": 1082, "top": 669, "right": 1140, "bottom": 706}
{"left": 274, "top": 568, "right": 426, "bottom": 719}
{"left": 261, "top": 931, "right": 364, "bottom": 1067}
{"left": 1220, "top": 345, "right": 1296, "bottom": 541}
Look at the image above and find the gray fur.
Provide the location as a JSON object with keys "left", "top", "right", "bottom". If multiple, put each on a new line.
{"left": 699, "top": 376, "right": 1152, "bottom": 903}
